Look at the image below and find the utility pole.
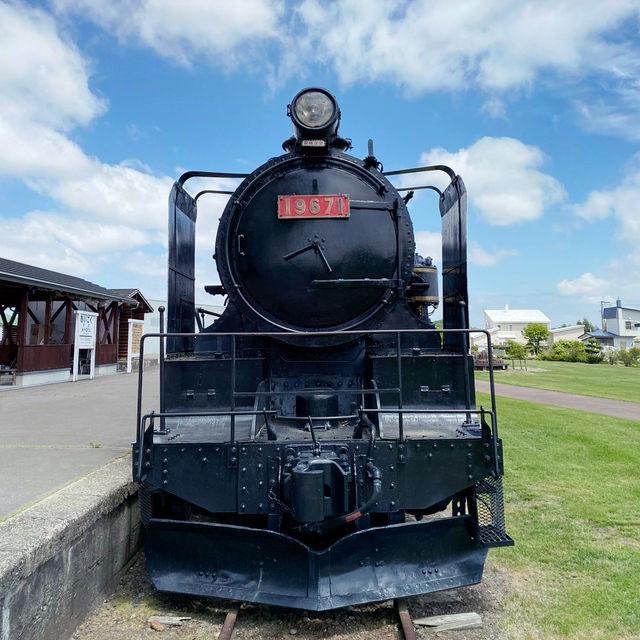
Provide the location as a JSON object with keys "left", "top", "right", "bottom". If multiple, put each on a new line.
{"left": 600, "top": 300, "right": 610, "bottom": 331}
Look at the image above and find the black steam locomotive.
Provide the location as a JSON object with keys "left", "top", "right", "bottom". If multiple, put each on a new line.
{"left": 133, "top": 88, "right": 512, "bottom": 611}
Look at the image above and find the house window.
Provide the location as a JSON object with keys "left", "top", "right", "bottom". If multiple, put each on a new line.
{"left": 509, "top": 325, "right": 513, "bottom": 331}
{"left": 625, "top": 320, "right": 632, "bottom": 330}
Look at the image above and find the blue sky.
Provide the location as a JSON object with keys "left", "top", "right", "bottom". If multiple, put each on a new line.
{"left": 1, "top": 1, "right": 640, "bottom": 328}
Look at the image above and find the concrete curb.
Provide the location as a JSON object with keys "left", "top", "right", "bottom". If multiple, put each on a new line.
{"left": 0, "top": 456, "right": 142, "bottom": 640}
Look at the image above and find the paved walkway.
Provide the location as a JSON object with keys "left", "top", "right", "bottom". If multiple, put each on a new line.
{"left": 0, "top": 368, "right": 159, "bottom": 520}
{"left": 476, "top": 380, "right": 639, "bottom": 422}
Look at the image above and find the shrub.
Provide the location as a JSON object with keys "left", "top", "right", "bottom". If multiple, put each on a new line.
{"left": 618, "top": 346, "right": 640, "bottom": 367}
{"left": 541, "top": 340, "right": 587, "bottom": 362}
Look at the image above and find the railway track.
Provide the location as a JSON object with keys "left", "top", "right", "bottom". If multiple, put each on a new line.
{"left": 216, "top": 599, "right": 417, "bottom": 640}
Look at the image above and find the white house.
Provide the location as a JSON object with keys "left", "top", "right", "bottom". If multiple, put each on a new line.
{"left": 582, "top": 300, "right": 640, "bottom": 351}
{"left": 547, "top": 324, "right": 585, "bottom": 346}
{"left": 475, "top": 305, "right": 551, "bottom": 347}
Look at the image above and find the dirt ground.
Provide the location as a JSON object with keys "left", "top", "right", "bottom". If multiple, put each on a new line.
{"left": 72, "top": 555, "right": 510, "bottom": 640}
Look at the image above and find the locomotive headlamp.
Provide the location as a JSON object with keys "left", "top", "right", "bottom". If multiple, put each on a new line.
{"left": 293, "top": 90, "right": 334, "bottom": 128}
{"left": 288, "top": 87, "right": 340, "bottom": 141}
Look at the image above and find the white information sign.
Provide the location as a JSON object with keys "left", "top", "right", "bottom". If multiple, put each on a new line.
{"left": 72, "top": 310, "right": 98, "bottom": 382}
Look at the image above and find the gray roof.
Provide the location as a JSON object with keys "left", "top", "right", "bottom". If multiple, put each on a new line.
{"left": 582, "top": 330, "right": 619, "bottom": 339}
{"left": 108, "top": 288, "right": 153, "bottom": 312}
{"left": 0, "top": 257, "right": 131, "bottom": 303}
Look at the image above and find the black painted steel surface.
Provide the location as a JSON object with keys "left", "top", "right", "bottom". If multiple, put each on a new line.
{"left": 136, "top": 87, "right": 511, "bottom": 612}
{"left": 146, "top": 517, "right": 487, "bottom": 611}
{"left": 215, "top": 154, "right": 414, "bottom": 332}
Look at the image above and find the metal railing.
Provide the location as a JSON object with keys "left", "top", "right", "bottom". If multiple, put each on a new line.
{"left": 136, "top": 322, "right": 499, "bottom": 449}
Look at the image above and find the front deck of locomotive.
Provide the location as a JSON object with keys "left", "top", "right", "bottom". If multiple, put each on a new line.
{"left": 133, "top": 88, "right": 512, "bottom": 610}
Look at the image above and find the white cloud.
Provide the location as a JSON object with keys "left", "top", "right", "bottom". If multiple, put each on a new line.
{"left": 50, "top": 0, "right": 640, "bottom": 103}
{"left": 468, "top": 241, "right": 519, "bottom": 267}
{"left": 52, "top": 0, "right": 284, "bottom": 68}
{"left": 570, "top": 156, "right": 640, "bottom": 303}
{"left": 415, "top": 231, "right": 442, "bottom": 266}
{"left": 122, "top": 251, "right": 167, "bottom": 277}
{"left": 573, "top": 157, "right": 640, "bottom": 245}
{"left": 0, "top": 115, "right": 93, "bottom": 180}
{"left": 557, "top": 272, "right": 611, "bottom": 304}
{"left": 0, "top": 2, "right": 105, "bottom": 130}
{"left": 0, "top": 1, "right": 181, "bottom": 276}
{"left": 50, "top": 163, "right": 174, "bottom": 229}
{"left": 481, "top": 97, "right": 506, "bottom": 119}
{"left": 420, "top": 137, "right": 566, "bottom": 225}
{"left": 0, "top": 211, "right": 157, "bottom": 271}
{"left": 293, "top": 0, "right": 640, "bottom": 94}
{"left": 415, "top": 231, "right": 517, "bottom": 268}
{"left": 47, "top": 0, "right": 640, "bottom": 140}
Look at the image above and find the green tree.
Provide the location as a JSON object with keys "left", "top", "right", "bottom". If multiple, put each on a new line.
{"left": 576, "top": 317, "right": 597, "bottom": 333}
{"left": 523, "top": 323, "right": 549, "bottom": 355}
{"left": 505, "top": 340, "right": 529, "bottom": 359}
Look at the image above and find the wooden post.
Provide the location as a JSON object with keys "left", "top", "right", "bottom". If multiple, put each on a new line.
{"left": 16, "top": 290, "right": 28, "bottom": 373}
{"left": 64, "top": 298, "right": 72, "bottom": 344}
{"left": 17, "top": 290, "right": 28, "bottom": 346}
{"left": 44, "top": 297, "right": 52, "bottom": 345}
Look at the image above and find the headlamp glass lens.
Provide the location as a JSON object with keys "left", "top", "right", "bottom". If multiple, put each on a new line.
{"left": 294, "top": 91, "right": 334, "bottom": 128}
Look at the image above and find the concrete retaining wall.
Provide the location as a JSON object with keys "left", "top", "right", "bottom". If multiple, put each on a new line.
{"left": 0, "top": 457, "right": 142, "bottom": 640}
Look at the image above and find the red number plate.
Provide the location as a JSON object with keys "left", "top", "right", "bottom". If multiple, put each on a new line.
{"left": 278, "top": 195, "right": 350, "bottom": 219}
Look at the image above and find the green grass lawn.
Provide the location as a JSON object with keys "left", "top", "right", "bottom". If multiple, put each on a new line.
{"left": 479, "top": 392, "right": 640, "bottom": 639}
{"left": 476, "top": 360, "right": 640, "bottom": 403}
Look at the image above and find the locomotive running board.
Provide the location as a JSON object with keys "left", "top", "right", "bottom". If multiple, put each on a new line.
{"left": 145, "top": 516, "right": 487, "bottom": 611}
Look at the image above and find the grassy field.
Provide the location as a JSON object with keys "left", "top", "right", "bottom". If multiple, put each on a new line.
{"left": 476, "top": 360, "right": 640, "bottom": 403}
{"left": 480, "top": 392, "right": 640, "bottom": 639}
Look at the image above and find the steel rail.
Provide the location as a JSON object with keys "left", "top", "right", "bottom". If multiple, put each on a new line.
{"left": 395, "top": 598, "right": 417, "bottom": 640}
{"left": 217, "top": 602, "right": 240, "bottom": 640}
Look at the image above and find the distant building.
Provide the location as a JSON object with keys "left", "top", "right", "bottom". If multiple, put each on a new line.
{"left": 472, "top": 305, "right": 550, "bottom": 348}
{"left": 141, "top": 298, "right": 225, "bottom": 355}
{"left": 0, "top": 257, "right": 151, "bottom": 386}
{"left": 547, "top": 324, "right": 585, "bottom": 346}
{"left": 580, "top": 300, "right": 640, "bottom": 350}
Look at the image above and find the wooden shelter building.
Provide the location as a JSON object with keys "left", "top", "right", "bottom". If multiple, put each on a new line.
{"left": 0, "top": 257, "right": 147, "bottom": 386}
